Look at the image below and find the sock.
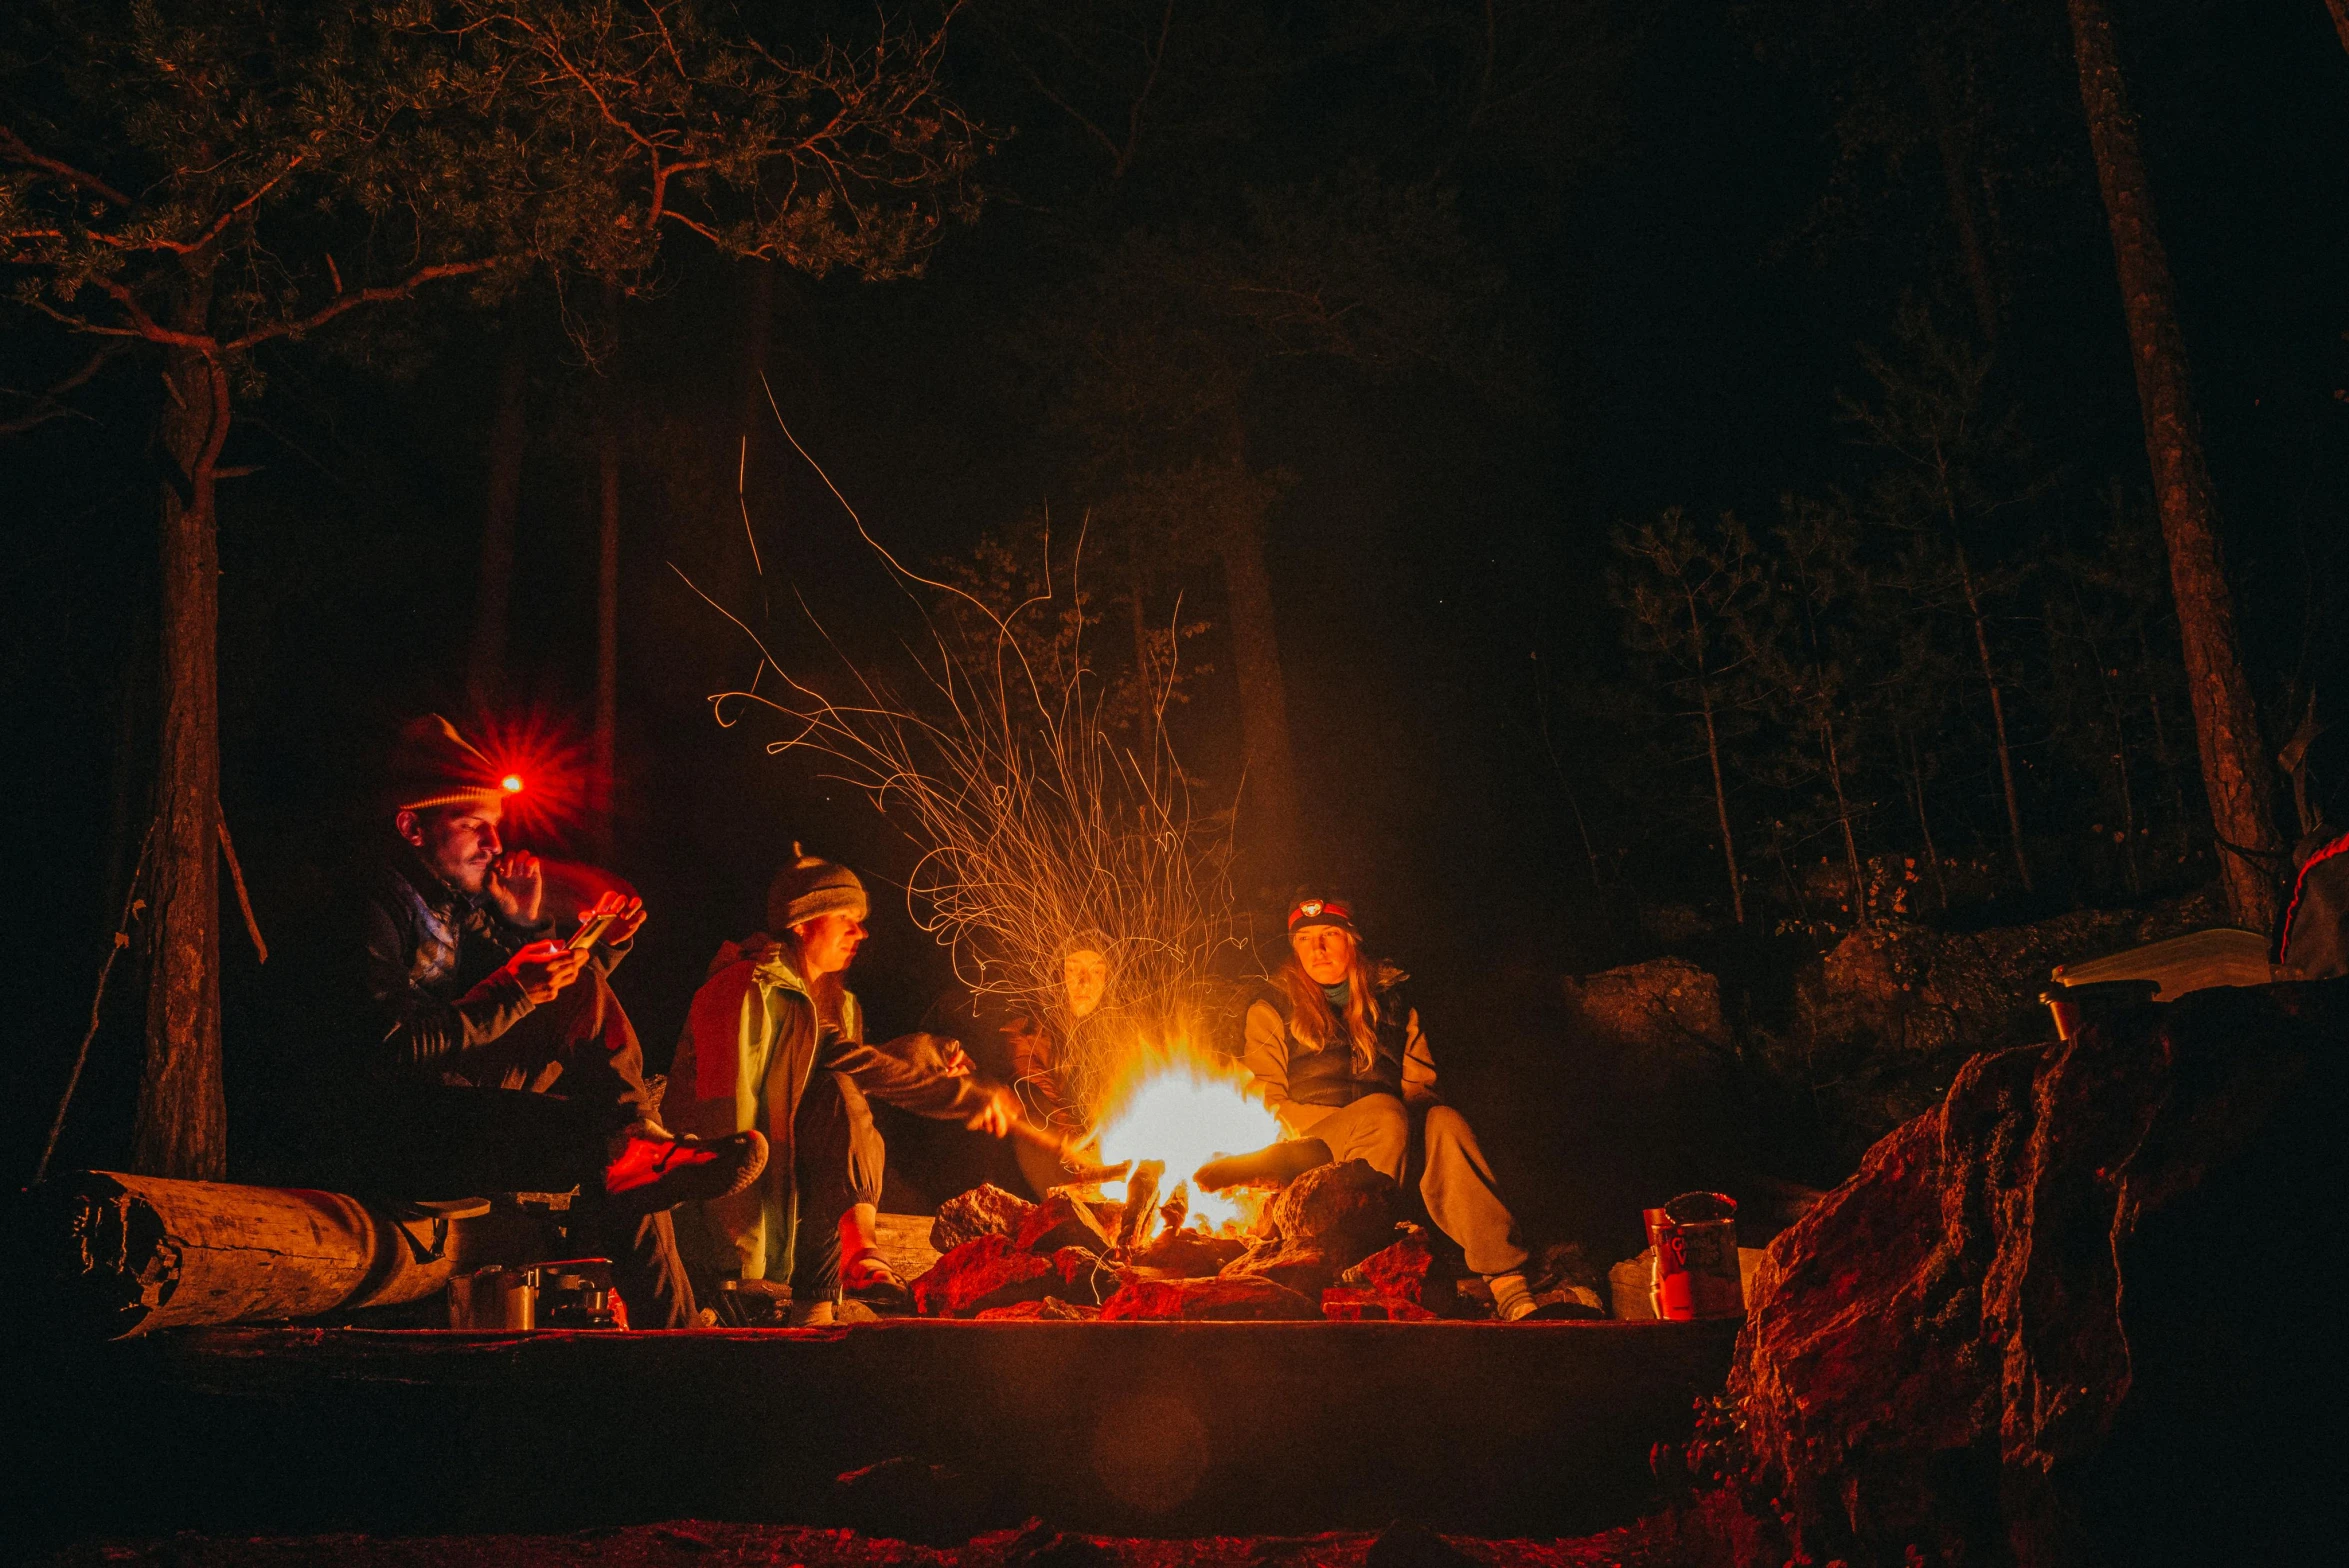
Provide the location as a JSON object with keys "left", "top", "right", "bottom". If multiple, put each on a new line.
{"left": 1488, "top": 1272, "right": 1536, "bottom": 1322}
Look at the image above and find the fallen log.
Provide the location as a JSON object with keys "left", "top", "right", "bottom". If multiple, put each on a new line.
{"left": 7, "top": 1170, "right": 461, "bottom": 1340}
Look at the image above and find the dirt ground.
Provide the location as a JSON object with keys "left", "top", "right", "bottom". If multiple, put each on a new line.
{"left": 35, "top": 1519, "right": 1659, "bottom": 1568}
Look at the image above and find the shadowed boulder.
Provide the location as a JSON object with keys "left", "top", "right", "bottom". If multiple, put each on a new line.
{"left": 1728, "top": 978, "right": 2347, "bottom": 1567}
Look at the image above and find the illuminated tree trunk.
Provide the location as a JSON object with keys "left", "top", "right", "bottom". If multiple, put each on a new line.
{"left": 2070, "top": 0, "right": 2282, "bottom": 932}
{"left": 467, "top": 334, "right": 529, "bottom": 715}
{"left": 136, "top": 271, "right": 228, "bottom": 1181}
{"left": 2327, "top": 0, "right": 2349, "bottom": 59}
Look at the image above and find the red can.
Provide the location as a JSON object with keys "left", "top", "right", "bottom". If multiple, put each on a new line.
{"left": 1645, "top": 1191, "right": 1741, "bottom": 1321}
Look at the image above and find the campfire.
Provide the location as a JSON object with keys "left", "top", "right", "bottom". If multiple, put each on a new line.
{"left": 1091, "top": 1045, "right": 1281, "bottom": 1234}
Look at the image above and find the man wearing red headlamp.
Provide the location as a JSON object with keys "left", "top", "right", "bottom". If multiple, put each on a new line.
{"left": 1241, "top": 889, "right": 1539, "bottom": 1320}
{"left": 349, "top": 715, "right": 767, "bottom": 1327}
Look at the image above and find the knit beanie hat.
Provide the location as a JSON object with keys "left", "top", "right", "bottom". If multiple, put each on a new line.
{"left": 767, "top": 843, "right": 869, "bottom": 931}
{"left": 1286, "top": 888, "right": 1359, "bottom": 937}
{"left": 387, "top": 714, "right": 517, "bottom": 814}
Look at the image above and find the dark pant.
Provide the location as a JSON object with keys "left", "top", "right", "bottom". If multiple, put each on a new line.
{"left": 786, "top": 1071, "right": 886, "bottom": 1300}
{"left": 351, "top": 968, "right": 696, "bottom": 1327}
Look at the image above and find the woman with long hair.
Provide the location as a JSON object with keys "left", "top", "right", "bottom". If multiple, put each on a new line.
{"left": 1240, "top": 889, "right": 1539, "bottom": 1320}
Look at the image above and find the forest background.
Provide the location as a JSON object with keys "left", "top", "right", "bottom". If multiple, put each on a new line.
{"left": 8, "top": 0, "right": 2348, "bottom": 1249}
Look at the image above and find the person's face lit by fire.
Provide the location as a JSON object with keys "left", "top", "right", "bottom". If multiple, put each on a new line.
{"left": 1063, "top": 948, "right": 1108, "bottom": 1020}
{"left": 1291, "top": 923, "right": 1357, "bottom": 987}
{"left": 795, "top": 912, "right": 867, "bottom": 977}
{"left": 398, "top": 800, "right": 504, "bottom": 895}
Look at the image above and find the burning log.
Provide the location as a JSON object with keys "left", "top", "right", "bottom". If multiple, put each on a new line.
{"left": 8, "top": 1170, "right": 460, "bottom": 1339}
{"left": 1128, "top": 1229, "right": 1247, "bottom": 1278}
{"left": 1012, "top": 1192, "right": 1112, "bottom": 1255}
{"left": 1157, "top": 1181, "right": 1189, "bottom": 1237}
{"left": 1112, "top": 1161, "right": 1164, "bottom": 1253}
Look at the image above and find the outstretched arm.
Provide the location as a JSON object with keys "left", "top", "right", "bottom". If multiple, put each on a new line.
{"left": 1242, "top": 999, "right": 1309, "bottom": 1134}
{"left": 1402, "top": 1008, "right": 1440, "bottom": 1106}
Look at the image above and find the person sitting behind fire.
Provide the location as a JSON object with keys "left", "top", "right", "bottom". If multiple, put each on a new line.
{"left": 1240, "top": 890, "right": 1541, "bottom": 1321}
{"left": 353, "top": 715, "right": 767, "bottom": 1329}
{"left": 923, "top": 931, "right": 1113, "bottom": 1199}
{"left": 666, "top": 846, "right": 1022, "bottom": 1326}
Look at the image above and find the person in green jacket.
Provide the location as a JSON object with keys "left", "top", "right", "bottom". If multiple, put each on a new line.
{"left": 667, "top": 847, "right": 1017, "bottom": 1325}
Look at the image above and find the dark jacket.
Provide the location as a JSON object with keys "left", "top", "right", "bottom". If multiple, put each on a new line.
{"left": 358, "top": 849, "right": 630, "bottom": 1078}
{"left": 1241, "top": 965, "right": 1440, "bottom": 1132}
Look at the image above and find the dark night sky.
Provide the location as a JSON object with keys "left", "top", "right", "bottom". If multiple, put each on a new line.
{"left": 7, "top": 0, "right": 2348, "bottom": 1224}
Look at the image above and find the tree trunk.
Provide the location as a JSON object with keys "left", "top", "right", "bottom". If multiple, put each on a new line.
{"left": 1823, "top": 717, "right": 1865, "bottom": 917}
{"left": 136, "top": 291, "right": 229, "bottom": 1182}
{"left": 1955, "top": 544, "right": 2032, "bottom": 892}
{"left": 1904, "top": 728, "right": 1950, "bottom": 911}
{"left": 594, "top": 405, "right": 621, "bottom": 866}
{"left": 2326, "top": 0, "right": 2349, "bottom": 59}
{"left": 1217, "top": 516, "right": 1300, "bottom": 891}
{"left": 467, "top": 334, "right": 530, "bottom": 715}
{"left": 2070, "top": 0, "right": 2282, "bottom": 932}
{"left": 17, "top": 1170, "right": 455, "bottom": 1340}
{"left": 729, "top": 262, "right": 774, "bottom": 623}
{"left": 1698, "top": 681, "right": 1746, "bottom": 926}
{"left": 1917, "top": 35, "right": 2000, "bottom": 345}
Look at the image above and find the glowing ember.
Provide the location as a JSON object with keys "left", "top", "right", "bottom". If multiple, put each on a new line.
{"left": 1094, "top": 1050, "right": 1282, "bottom": 1233}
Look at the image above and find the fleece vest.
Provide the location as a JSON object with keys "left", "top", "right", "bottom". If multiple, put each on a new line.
{"left": 1261, "top": 981, "right": 1410, "bottom": 1107}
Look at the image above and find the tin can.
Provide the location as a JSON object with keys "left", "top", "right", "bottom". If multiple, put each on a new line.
{"left": 1645, "top": 1191, "right": 1741, "bottom": 1321}
{"left": 448, "top": 1265, "right": 536, "bottom": 1330}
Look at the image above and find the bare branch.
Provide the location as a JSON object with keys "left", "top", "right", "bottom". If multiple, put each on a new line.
{"left": 0, "top": 340, "right": 127, "bottom": 436}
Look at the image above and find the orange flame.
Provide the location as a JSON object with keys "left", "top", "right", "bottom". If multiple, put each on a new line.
{"left": 1093, "top": 1043, "right": 1282, "bottom": 1234}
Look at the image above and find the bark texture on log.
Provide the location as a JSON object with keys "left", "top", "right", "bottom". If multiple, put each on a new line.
{"left": 1730, "top": 979, "right": 2339, "bottom": 1566}
{"left": 138, "top": 314, "right": 229, "bottom": 1181}
{"left": 9, "top": 1171, "right": 454, "bottom": 1340}
{"left": 2068, "top": 0, "right": 2281, "bottom": 934}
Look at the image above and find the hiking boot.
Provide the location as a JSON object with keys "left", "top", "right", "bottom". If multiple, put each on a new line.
{"left": 1192, "top": 1137, "right": 1333, "bottom": 1192}
{"left": 603, "top": 1124, "right": 767, "bottom": 1216}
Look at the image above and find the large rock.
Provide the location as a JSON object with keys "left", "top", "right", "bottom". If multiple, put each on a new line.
{"left": 1559, "top": 956, "right": 1728, "bottom": 1081}
{"left": 1013, "top": 1191, "right": 1112, "bottom": 1255}
{"left": 910, "top": 1233, "right": 1051, "bottom": 1316}
{"left": 930, "top": 1184, "right": 1035, "bottom": 1254}
{"left": 1214, "top": 1159, "right": 1403, "bottom": 1301}
{"left": 1097, "top": 1273, "right": 1322, "bottom": 1321}
{"left": 1727, "top": 978, "right": 2343, "bottom": 1566}
{"left": 1262, "top": 1158, "right": 1402, "bottom": 1270}
{"left": 1783, "top": 889, "right": 2227, "bottom": 1158}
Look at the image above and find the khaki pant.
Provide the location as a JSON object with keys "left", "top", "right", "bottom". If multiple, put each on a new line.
{"left": 1284, "top": 1094, "right": 1528, "bottom": 1277}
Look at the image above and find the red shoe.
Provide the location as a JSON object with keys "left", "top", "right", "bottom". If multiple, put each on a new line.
{"left": 603, "top": 1125, "right": 767, "bottom": 1216}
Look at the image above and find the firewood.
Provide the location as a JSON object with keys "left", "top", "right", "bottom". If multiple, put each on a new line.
{"left": 11, "top": 1170, "right": 459, "bottom": 1339}
{"left": 1113, "top": 1161, "right": 1163, "bottom": 1253}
